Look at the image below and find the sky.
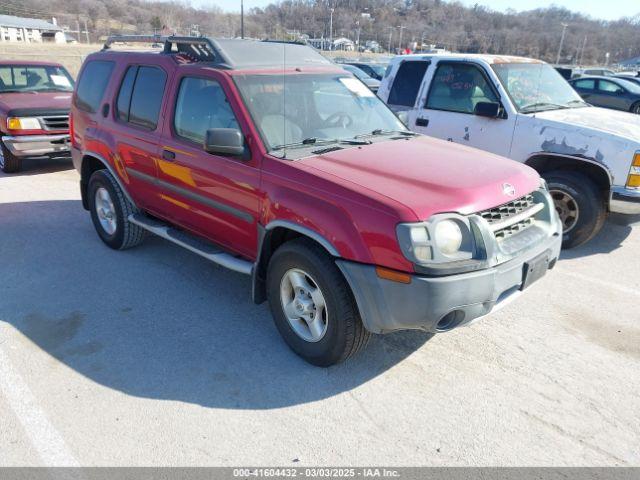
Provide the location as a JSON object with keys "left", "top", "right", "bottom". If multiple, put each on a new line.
{"left": 199, "top": 0, "right": 639, "bottom": 20}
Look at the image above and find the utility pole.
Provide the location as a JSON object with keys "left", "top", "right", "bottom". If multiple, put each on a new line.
{"left": 555, "top": 22, "right": 568, "bottom": 65}
{"left": 329, "top": 7, "right": 334, "bottom": 50}
{"left": 397, "top": 25, "right": 406, "bottom": 51}
{"left": 240, "top": 0, "right": 244, "bottom": 39}
{"left": 84, "top": 19, "right": 89, "bottom": 43}
{"left": 387, "top": 26, "right": 393, "bottom": 53}
{"left": 578, "top": 36, "right": 587, "bottom": 65}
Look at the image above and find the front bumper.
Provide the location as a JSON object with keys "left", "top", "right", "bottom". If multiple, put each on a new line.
{"left": 2, "top": 134, "right": 71, "bottom": 158}
{"left": 610, "top": 186, "right": 640, "bottom": 215}
{"left": 337, "top": 231, "right": 562, "bottom": 334}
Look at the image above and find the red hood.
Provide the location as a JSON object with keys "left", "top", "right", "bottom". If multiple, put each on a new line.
{"left": 0, "top": 91, "right": 72, "bottom": 113}
{"left": 297, "top": 136, "right": 540, "bottom": 220}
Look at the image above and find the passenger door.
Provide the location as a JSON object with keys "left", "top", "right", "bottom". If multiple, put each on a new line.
{"left": 413, "top": 61, "right": 516, "bottom": 157}
{"left": 107, "top": 64, "right": 167, "bottom": 211}
{"left": 591, "top": 79, "right": 632, "bottom": 111}
{"left": 156, "top": 72, "right": 261, "bottom": 259}
{"left": 384, "top": 60, "right": 430, "bottom": 113}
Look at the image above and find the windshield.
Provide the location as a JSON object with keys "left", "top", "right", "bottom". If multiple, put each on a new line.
{"left": 492, "top": 63, "right": 587, "bottom": 113}
{"left": 617, "top": 78, "right": 640, "bottom": 94}
{"left": 0, "top": 65, "right": 75, "bottom": 93}
{"left": 343, "top": 65, "right": 371, "bottom": 80}
{"left": 365, "top": 64, "right": 387, "bottom": 78}
{"left": 234, "top": 73, "right": 406, "bottom": 153}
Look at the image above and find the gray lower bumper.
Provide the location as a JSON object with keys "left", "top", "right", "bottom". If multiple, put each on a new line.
{"left": 2, "top": 134, "right": 71, "bottom": 158}
{"left": 337, "top": 233, "right": 562, "bottom": 334}
{"left": 610, "top": 186, "right": 640, "bottom": 215}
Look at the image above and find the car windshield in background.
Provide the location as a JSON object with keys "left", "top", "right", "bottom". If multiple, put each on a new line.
{"left": 0, "top": 65, "right": 75, "bottom": 93}
{"left": 492, "top": 63, "right": 587, "bottom": 113}
{"left": 343, "top": 65, "right": 372, "bottom": 80}
{"left": 617, "top": 78, "right": 640, "bottom": 94}
{"left": 234, "top": 73, "right": 406, "bottom": 155}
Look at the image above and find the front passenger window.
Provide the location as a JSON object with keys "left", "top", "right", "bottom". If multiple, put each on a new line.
{"left": 426, "top": 63, "right": 498, "bottom": 114}
{"left": 174, "top": 77, "right": 240, "bottom": 144}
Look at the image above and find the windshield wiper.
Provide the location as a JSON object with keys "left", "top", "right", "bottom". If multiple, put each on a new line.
{"left": 355, "top": 129, "right": 418, "bottom": 139}
{"left": 520, "top": 102, "right": 568, "bottom": 113}
{"left": 271, "top": 137, "right": 371, "bottom": 151}
{"left": 565, "top": 99, "right": 590, "bottom": 107}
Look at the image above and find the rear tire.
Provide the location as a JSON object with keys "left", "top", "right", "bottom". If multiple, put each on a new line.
{"left": 544, "top": 170, "right": 606, "bottom": 249}
{"left": 631, "top": 102, "right": 640, "bottom": 115}
{"left": 0, "top": 142, "right": 21, "bottom": 173}
{"left": 88, "top": 169, "right": 146, "bottom": 250}
{"left": 267, "top": 238, "right": 371, "bottom": 366}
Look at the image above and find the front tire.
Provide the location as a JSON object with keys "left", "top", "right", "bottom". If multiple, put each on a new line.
{"left": 0, "top": 142, "right": 21, "bottom": 173}
{"left": 267, "top": 238, "right": 371, "bottom": 366}
{"left": 88, "top": 169, "right": 146, "bottom": 250}
{"left": 544, "top": 170, "right": 606, "bottom": 249}
{"left": 631, "top": 102, "right": 640, "bottom": 115}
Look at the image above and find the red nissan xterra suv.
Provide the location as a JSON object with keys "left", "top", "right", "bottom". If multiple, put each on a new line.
{"left": 71, "top": 36, "right": 562, "bottom": 366}
{"left": 0, "top": 60, "right": 74, "bottom": 173}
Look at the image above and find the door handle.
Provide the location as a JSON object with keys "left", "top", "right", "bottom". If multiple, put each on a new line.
{"left": 416, "top": 117, "right": 429, "bottom": 127}
{"left": 162, "top": 149, "right": 176, "bottom": 161}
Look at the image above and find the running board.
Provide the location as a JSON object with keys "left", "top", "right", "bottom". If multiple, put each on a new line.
{"left": 128, "top": 213, "right": 253, "bottom": 275}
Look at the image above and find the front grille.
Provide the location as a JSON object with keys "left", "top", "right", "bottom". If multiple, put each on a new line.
{"left": 39, "top": 115, "right": 69, "bottom": 131}
{"left": 480, "top": 194, "right": 540, "bottom": 240}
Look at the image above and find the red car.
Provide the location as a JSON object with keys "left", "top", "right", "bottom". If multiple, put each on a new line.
{"left": 71, "top": 36, "right": 562, "bottom": 366}
{"left": 0, "top": 60, "right": 74, "bottom": 173}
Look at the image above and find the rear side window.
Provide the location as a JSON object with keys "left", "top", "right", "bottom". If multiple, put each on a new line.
{"left": 116, "top": 66, "right": 137, "bottom": 122}
{"left": 128, "top": 67, "right": 166, "bottom": 130}
{"left": 574, "top": 79, "right": 595, "bottom": 90}
{"left": 174, "top": 77, "right": 239, "bottom": 144}
{"left": 388, "top": 61, "right": 429, "bottom": 107}
{"left": 115, "top": 66, "right": 166, "bottom": 130}
{"left": 75, "top": 60, "right": 114, "bottom": 113}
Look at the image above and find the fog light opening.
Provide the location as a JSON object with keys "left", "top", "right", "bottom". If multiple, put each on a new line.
{"left": 436, "top": 310, "right": 465, "bottom": 332}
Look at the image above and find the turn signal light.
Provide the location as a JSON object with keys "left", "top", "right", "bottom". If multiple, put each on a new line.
{"left": 375, "top": 266, "right": 412, "bottom": 284}
{"left": 627, "top": 153, "right": 640, "bottom": 188}
{"left": 6, "top": 117, "right": 40, "bottom": 130}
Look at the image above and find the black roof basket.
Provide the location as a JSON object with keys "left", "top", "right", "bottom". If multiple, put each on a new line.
{"left": 102, "top": 35, "right": 232, "bottom": 66}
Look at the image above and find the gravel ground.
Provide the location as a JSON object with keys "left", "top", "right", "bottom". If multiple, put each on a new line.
{"left": 1, "top": 157, "right": 639, "bottom": 467}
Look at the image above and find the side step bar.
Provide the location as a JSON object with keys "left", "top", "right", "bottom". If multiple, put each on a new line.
{"left": 128, "top": 213, "right": 253, "bottom": 275}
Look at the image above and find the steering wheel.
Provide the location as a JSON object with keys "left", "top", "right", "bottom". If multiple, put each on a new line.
{"left": 324, "top": 112, "right": 353, "bottom": 128}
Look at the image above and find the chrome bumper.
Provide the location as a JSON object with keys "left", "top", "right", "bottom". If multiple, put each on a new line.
{"left": 2, "top": 134, "right": 71, "bottom": 157}
{"left": 610, "top": 186, "right": 640, "bottom": 215}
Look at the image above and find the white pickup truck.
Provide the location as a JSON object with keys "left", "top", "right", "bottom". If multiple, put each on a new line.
{"left": 378, "top": 54, "right": 640, "bottom": 247}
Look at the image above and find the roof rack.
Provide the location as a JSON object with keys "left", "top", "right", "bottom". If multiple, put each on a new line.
{"left": 102, "top": 35, "right": 232, "bottom": 66}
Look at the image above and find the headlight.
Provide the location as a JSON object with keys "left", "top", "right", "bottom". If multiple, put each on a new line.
{"left": 434, "top": 220, "right": 463, "bottom": 255}
{"left": 396, "top": 214, "right": 476, "bottom": 266}
{"left": 7, "top": 117, "right": 41, "bottom": 130}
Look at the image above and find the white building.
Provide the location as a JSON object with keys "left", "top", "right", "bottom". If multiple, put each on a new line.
{"left": 0, "top": 15, "right": 65, "bottom": 43}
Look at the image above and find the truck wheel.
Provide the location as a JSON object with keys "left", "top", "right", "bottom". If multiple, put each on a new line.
{"left": 0, "top": 142, "right": 21, "bottom": 173}
{"left": 544, "top": 170, "right": 606, "bottom": 249}
{"left": 88, "top": 169, "right": 146, "bottom": 250}
{"left": 266, "top": 238, "right": 371, "bottom": 366}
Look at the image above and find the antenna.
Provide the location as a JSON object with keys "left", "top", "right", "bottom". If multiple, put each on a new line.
{"left": 283, "top": 41, "right": 286, "bottom": 158}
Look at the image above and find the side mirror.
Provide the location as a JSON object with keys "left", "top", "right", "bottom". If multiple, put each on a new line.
{"left": 396, "top": 110, "right": 409, "bottom": 126}
{"left": 204, "top": 128, "right": 245, "bottom": 157}
{"left": 474, "top": 101, "right": 501, "bottom": 118}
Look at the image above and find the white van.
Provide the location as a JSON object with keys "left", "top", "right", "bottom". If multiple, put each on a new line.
{"left": 378, "top": 54, "right": 640, "bottom": 247}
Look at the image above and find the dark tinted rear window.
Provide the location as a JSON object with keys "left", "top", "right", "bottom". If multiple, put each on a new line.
{"left": 128, "top": 66, "right": 166, "bottom": 130}
{"left": 388, "top": 61, "right": 429, "bottom": 107}
{"left": 116, "top": 66, "right": 137, "bottom": 122}
{"left": 75, "top": 60, "right": 114, "bottom": 113}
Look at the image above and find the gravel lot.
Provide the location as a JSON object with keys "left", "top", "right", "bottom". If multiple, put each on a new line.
{"left": 1, "top": 157, "right": 639, "bottom": 467}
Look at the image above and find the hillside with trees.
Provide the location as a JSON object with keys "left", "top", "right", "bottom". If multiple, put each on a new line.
{"left": 1, "top": 0, "right": 639, "bottom": 64}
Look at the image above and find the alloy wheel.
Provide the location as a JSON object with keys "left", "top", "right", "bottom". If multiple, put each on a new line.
{"left": 551, "top": 189, "right": 580, "bottom": 233}
{"left": 95, "top": 187, "right": 117, "bottom": 235}
{"left": 279, "top": 268, "right": 328, "bottom": 343}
